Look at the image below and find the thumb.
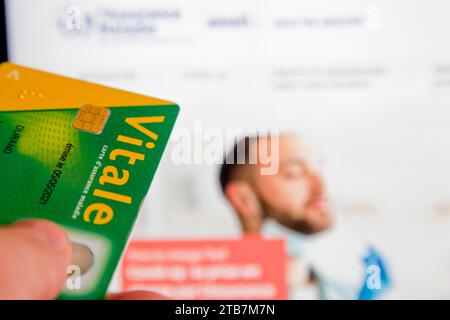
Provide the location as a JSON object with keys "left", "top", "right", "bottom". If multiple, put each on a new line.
{"left": 0, "top": 219, "right": 72, "bottom": 300}
{"left": 108, "top": 291, "right": 169, "bottom": 300}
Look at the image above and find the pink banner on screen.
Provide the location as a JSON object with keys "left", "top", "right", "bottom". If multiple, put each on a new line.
{"left": 121, "top": 237, "right": 287, "bottom": 300}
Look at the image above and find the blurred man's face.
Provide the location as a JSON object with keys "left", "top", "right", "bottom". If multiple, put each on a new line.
{"left": 251, "top": 135, "right": 332, "bottom": 234}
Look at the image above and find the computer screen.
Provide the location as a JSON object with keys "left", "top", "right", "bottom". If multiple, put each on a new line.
{"left": 0, "top": 1, "right": 7, "bottom": 62}
{"left": 4, "top": 0, "right": 450, "bottom": 299}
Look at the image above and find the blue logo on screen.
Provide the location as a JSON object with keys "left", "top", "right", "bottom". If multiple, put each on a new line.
{"left": 57, "top": 4, "right": 93, "bottom": 36}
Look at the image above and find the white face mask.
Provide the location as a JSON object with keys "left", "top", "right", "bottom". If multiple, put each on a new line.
{"left": 261, "top": 219, "right": 308, "bottom": 258}
{"left": 260, "top": 201, "right": 338, "bottom": 258}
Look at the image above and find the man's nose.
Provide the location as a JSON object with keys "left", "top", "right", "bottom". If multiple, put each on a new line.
{"left": 307, "top": 168, "right": 324, "bottom": 194}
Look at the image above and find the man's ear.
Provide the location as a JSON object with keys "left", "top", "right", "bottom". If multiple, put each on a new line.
{"left": 225, "top": 180, "right": 262, "bottom": 219}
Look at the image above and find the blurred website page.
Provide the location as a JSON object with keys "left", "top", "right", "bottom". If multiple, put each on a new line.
{"left": 6, "top": 0, "right": 450, "bottom": 299}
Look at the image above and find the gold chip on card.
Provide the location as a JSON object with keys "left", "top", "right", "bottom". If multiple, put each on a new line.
{"left": 73, "top": 104, "right": 110, "bottom": 134}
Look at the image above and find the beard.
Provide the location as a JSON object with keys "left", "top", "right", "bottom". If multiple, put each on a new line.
{"left": 259, "top": 196, "right": 332, "bottom": 235}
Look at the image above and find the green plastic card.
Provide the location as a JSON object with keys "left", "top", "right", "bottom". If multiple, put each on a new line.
{"left": 0, "top": 64, "right": 179, "bottom": 299}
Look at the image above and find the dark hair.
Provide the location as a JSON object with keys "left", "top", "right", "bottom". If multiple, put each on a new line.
{"left": 219, "top": 136, "right": 253, "bottom": 192}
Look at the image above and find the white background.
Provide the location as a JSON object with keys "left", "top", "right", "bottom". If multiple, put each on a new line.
{"left": 6, "top": 0, "right": 450, "bottom": 298}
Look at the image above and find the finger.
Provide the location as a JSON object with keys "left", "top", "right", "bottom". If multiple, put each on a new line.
{"left": 0, "top": 219, "right": 72, "bottom": 300}
{"left": 108, "top": 291, "right": 169, "bottom": 300}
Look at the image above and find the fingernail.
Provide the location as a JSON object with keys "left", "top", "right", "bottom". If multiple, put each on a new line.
{"left": 27, "top": 220, "right": 69, "bottom": 253}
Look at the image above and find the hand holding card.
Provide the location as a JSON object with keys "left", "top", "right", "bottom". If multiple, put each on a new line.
{"left": 0, "top": 63, "right": 179, "bottom": 299}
